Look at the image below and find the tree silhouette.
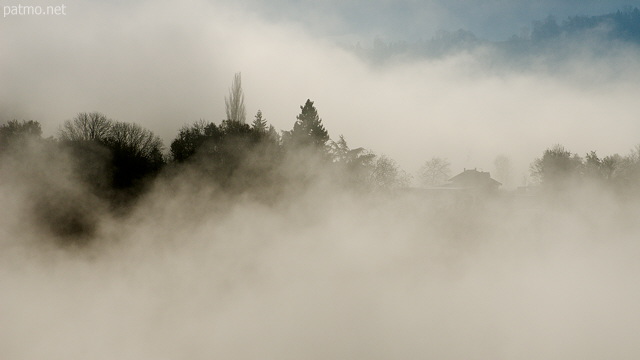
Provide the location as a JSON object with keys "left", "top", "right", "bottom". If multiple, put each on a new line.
{"left": 583, "top": 151, "right": 606, "bottom": 181}
{"left": 59, "top": 112, "right": 112, "bottom": 142}
{"left": 532, "top": 15, "right": 561, "bottom": 41}
{"left": 330, "top": 135, "right": 376, "bottom": 189}
{"left": 266, "top": 124, "right": 280, "bottom": 144}
{"left": 371, "top": 155, "right": 411, "bottom": 190}
{"left": 59, "top": 113, "right": 164, "bottom": 200}
{"left": 419, "top": 157, "right": 451, "bottom": 187}
{"left": 609, "top": 146, "right": 640, "bottom": 196}
{"left": 251, "top": 110, "right": 268, "bottom": 133}
{"left": 170, "top": 120, "right": 224, "bottom": 163}
{"left": 0, "top": 119, "right": 107, "bottom": 244}
{"left": 0, "top": 120, "right": 43, "bottom": 153}
{"left": 169, "top": 116, "right": 284, "bottom": 192}
{"left": 601, "top": 154, "right": 621, "bottom": 180}
{"left": 530, "top": 144, "right": 583, "bottom": 191}
{"left": 225, "top": 72, "right": 246, "bottom": 124}
{"left": 104, "top": 121, "right": 164, "bottom": 189}
{"left": 286, "top": 99, "right": 329, "bottom": 149}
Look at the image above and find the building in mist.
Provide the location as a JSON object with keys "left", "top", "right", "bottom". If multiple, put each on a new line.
{"left": 442, "top": 168, "right": 501, "bottom": 192}
{"left": 403, "top": 168, "right": 501, "bottom": 209}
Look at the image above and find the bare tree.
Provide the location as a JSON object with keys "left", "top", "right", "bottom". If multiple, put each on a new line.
{"left": 419, "top": 157, "right": 451, "bottom": 187}
{"left": 106, "top": 121, "right": 164, "bottom": 160}
{"left": 225, "top": 72, "right": 246, "bottom": 124}
{"left": 59, "top": 112, "right": 112, "bottom": 142}
{"left": 372, "top": 155, "right": 411, "bottom": 190}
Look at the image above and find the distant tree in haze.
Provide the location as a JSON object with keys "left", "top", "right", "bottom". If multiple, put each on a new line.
{"left": 251, "top": 110, "right": 268, "bottom": 133}
{"left": 583, "top": 151, "right": 606, "bottom": 181}
{"left": 0, "top": 120, "right": 43, "bottom": 153}
{"left": 285, "top": 99, "right": 329, "bottom": 150}
{"left": 330, "top": 135, "right": 376, "bottom": 189}
{"left": 493, "top": 155, "right": 513, "bottom": 188}
{"left": 608, "top": 145, "right": 640, "bottom": 195}
{"left": 526, "top": 144, "right": 640, "bottom": 198}
{"left": 225, "top": 72, "right": 246, "bottom": 124}
{"left": 531, "top": 15, "right": 561, "bottom": 41}
{"left": 352, "top": 8, "right": 640, "bottom": 65}
{"left": 429, "top": 29, "right": 481, "bottom": 56}
{"left": 583, "top": 146, "right": 640, "bottom": 197}
{"left": 582, "top": 150, "right": 629, "bottom": 186}
{"left": 0, "top": 119, "right": 42, "bottom": 139}
{"left": 419, "top": 157, "right": 451, "bottom": 187}
{"left": 267, "top": 124, "right": 280, "bottom": 144}
{"left": 600, "top": 154, "right": 622, "bottom": 180}
{"left": 250, "top": 110, "right": 280, "bottom": 144}
{"left": 562, "top": 7, "right": 640, "bottom": 42}
{"left": 329, "top": 135, "right": 350, "bottom": 162}
{"left": 530, "top": 144, "right": 583, "bottom": 190}
{"left": 371, "top": 155, "right": 411, "bottom": 190}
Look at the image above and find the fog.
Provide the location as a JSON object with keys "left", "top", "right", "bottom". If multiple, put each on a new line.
{"left": 3, "top": 152, "right": 640, "bottom": 358}
{"left": 3, "top": 1, "right": 640, "bottom": 358}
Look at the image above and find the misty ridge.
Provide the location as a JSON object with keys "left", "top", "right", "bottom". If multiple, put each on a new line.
{"left": 3, "top": 5, "right": 640, "bottom": 359}
{"left": 351, "top": 7, "right": 640, "bottom": 70}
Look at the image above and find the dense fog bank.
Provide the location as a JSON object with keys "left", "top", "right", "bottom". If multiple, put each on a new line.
{"left": 2, "top": 153, "right": 640, "bottom": 358}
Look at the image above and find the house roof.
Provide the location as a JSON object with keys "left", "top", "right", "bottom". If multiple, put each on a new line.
{"left": 445, "top": 168, "right": 501, "bottom": 188}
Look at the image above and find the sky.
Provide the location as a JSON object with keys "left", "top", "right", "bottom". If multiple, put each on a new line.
{"left": 2, "top": 0, "right": 640, "bottom": 182}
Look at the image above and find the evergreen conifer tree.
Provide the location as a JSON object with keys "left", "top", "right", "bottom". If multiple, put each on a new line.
{"left": 289, "top": 99, "right": 329, "bottom": 148}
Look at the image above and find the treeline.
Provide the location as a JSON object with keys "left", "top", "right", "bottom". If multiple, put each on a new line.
{"left": 530, "top": 144, "right": 640, "bottom": 198}
{"left": 0, "top": 84, "right": 414, "bottom": 243}
{"left": 353, "top": 7, "right": 640, "bottom": 63}
{"left": 3, "top": 74, "right": 639, "bottom": 244}
{"left": 0, "top": 103, "right": 410, "bottom": 198}
{"left": 530, "top": 7, "right": 640, "bottom": 43}
{"left": 3, "top": 113, "right": 640, "bottom": 243}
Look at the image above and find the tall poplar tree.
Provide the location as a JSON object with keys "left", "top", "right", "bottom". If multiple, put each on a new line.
{"left": 224, "top": 72, "right": 246, "bottom": 124}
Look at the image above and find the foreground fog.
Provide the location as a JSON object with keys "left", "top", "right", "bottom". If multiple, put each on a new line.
{"left": 2, "top": 149, "right": 640, "bottom": 358}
